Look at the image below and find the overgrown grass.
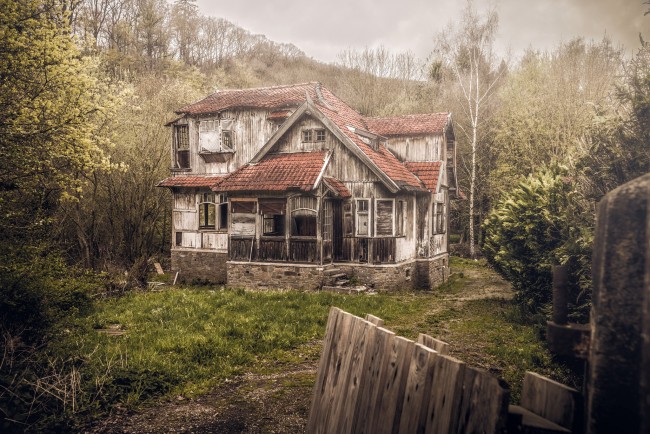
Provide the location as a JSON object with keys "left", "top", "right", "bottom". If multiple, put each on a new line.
{"left": 43, "top": 259, "right": 578, "bottom": 428}
{"left": 49, "top": 287, "right": 428, "bottom": 426}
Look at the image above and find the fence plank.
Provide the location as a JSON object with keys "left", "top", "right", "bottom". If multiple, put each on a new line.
{"left": 417, "top": 333, "right": 450, "bottom": 355}
{"left": 365, "top": 313, "right": 385, "bottom": 327}
{"left": 520, "top": 371, "right": 582, "bottom": 432}
{"left": 332, "top": 317, "right": 375, "bottom": 434}
{"left": 456, "top": 366, "right": 510, "bottom": 434}
{"left": 425, "top": 354, "right": 466, "bottom": 434}
{"left": 375, "top": 336, "right": 416, "bottom": 434}
{"left": 353, "top": 326, "right": 395, "bottom": 434}
{"left": 307, "top": 307, "right": 351, "bottom": 434}
{"left": 399, "top": 343, "right": 438, "bottom": 434}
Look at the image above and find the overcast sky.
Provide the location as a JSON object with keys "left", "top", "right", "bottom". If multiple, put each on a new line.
{"left": 195, "top": 0, "right": 648, "bottom": 63}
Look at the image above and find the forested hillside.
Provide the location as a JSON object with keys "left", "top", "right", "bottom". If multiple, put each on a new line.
{"left": 1, "top": 0, "right": 649, "bottom": 430}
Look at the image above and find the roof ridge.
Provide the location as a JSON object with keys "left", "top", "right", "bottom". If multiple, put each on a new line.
{"left": 366, "top": 112, "right": 449, "bottom": 120}
{"left": 213, "top": 82, "right": 318, "bottom": 94}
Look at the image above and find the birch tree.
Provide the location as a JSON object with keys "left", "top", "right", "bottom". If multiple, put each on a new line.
{"left": 433, "top": 1, "right": 505, "bottom": 258}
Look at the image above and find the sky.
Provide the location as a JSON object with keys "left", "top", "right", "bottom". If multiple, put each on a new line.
{"left": 195, "top": 0, "right": 649, "bottom": 63}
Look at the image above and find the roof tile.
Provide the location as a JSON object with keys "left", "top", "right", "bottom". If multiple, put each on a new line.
{"left": 158, "top": 175, "right": 224, "bottom": 188}
{"left": 213, "top": 152, "right": 327, "bottom": 193}
{"left": 365, "top": 113, "right": 449, "bottom": 136}
{"left": 404, "top": 162, "right": 443, "bottom": 192}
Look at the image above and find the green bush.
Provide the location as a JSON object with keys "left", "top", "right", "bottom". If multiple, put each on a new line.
{"left": 482, "top": 167, "right": 592, "bottom": 320}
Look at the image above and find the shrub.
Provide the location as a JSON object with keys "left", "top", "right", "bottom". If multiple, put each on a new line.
{"left": 482, "top": 167, "right": 592, "bottom": 320}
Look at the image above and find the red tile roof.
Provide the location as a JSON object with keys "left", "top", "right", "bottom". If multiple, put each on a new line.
{"left": 323, "top": 177, "right": 352, "bottom": 198}
{"left": 365, "top": 113, "right": 449, "bottom": 136}
{"left": 176, "top": 82, "right": 434, "bottom": 193}
{"left": 177, "top": 83, "right": 319, "bottom": 115}
{"left": 404, "top": 162, "right": 443, "bottom": 192}
{"left": 212, "top": 152, "right": 328, "bottom": 193}
{"left": 157, "top": 175, "right": 224, "bottom": 188}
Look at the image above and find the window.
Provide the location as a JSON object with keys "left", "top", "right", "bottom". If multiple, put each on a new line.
{"left": 218, "top": 194, "right": 228, "bottom": 230}
{"left": 356, "top": 199, "right": 370, "bottom": 236}
{"left": 302, "top": 128, "right": 325, "bottom": 143}
{"left": 222, "top": 130, "right": 233, "bottom": 148}
{"left": 375, "top": 200, "right": 394, "bottom": 236}
{"left": 260, "top": 200, "right": 286, "bottom": 236}
{"left": 290, "top": 196, "right": 317, "bottom": 236}
{"left": 175, "top": 232, "right": 183, "bottom": 246}
{"left": 230, "top": 200, "right": 256, "bottom": 236}
{"left": 434, "top": 202, "right": 446, "bottom": 234}
{"left": 199, "top": 119, "right": 216, "bottom": 132}
{"left": 343, "top": 202, "right": 353, "bottom": 236}
{"left": 199, "top": 192, "right": 216, "bottom": 229}
{"left": 174, "top": 125, "right": 190, "bottom": 168}
{"left": 396, "top": 200, "right": 405, "bottom": 236}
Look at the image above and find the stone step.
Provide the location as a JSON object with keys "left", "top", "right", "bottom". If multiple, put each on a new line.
{"left": 335, "top": 279, "right": 350, "bottom": 286}
{"left": 323, "top": 268, "right": 343, "bottom": 276}
{"left": 322, "top": 285, "right": 366, "bottom": 294}
{"left": 329, "top": 273, "right": 347, "bottom": 280}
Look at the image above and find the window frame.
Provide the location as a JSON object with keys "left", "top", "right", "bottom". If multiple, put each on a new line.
{"left": 315, "top": 129, "right": 326, "bottom": 142}
{"left": 174, "top": 124, "right": 190, "bottom": 169}
{"left": 290, "top": 195, "right": 317, "bottom": 237}
{"left": 198, "top": 192, "right": 217, "bottom": 230}
{"left": 355, "top": 198, "right": 371, "bottom": 237}
{"left": 301, "top": 129, "right": 313, "bottom": 142}
{"left": 374, "top": 198, "right": 395, "bottom": 237}
{"left": 217, "top": 193, "right": 228, "bottom": 230}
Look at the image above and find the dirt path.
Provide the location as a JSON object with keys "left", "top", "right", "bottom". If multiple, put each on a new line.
{"left": 88, "top": 261, "right": 512, "bottom": 434}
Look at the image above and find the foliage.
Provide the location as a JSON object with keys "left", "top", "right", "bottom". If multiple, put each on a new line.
{"left": 490, "top": 38, "right": 623, "bottom": 195}
{"left": 432, "top": 0, "right": 506, "bottom": 258}
{"left": 482, "top": 168, "right": 592, "bottom": 319}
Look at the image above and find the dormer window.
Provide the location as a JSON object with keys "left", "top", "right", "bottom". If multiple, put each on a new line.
{"left": 302, "top": 128, "right": 325, "bottom": 143}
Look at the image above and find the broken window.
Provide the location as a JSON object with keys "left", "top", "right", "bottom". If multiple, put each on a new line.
{"left": 260, "top": 200, "right": 286, "bottom": 236}
{"left": 290, "top": 195, "right": 317, "bottom": 237}
{"left": 175, "top": 232, "right": 183, "bottom": 247}
{"left": 231, "top": 200, "right": 257, "bottom": 236}
{"left": 198, "top": 192, "right": 216, "bottom": 229}
{"left": 222, "top": 130, "right": 233, "bottom": 148}
{"left": 356, "top": 199, "right": 370, "bottom": 236}
{"left": 376, "top": 199, "right": 394, "bottom": 236}
{"left": 218, "top": 194, "right": 228, "bottom": 230}
{"left": 174, "top": 125, "right": 190, "bottom": 169}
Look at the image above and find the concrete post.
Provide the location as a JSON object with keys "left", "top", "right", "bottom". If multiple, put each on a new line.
{"left": 588, "top": 173, "right": 650, "bottom": 434}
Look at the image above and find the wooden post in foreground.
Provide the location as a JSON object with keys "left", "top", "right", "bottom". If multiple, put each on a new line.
{"left": 588, "top": 173, "right": 650, "bottom": 434}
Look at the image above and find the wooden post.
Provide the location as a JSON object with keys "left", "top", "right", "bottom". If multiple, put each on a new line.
{"left": 588, "top": 173, "right": 650, "bottom": 434}
{"left": 552, "top": 265, "right": 568, "bottom": 325}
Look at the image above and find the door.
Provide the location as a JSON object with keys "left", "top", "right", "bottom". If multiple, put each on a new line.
{"left": 332, "top": 200, "right": 344, "bottom": 261}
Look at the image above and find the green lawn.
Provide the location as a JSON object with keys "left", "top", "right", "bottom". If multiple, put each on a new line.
{"left": 49, "top": 257, "right": 578, "bottom": 427}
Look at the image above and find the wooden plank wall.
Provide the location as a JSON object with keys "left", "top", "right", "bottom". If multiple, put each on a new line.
{"left": 307, "top": 307, "right": 510, "bottom": 434}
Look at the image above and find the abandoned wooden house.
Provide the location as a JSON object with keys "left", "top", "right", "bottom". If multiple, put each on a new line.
{"left": 158, "top": 82, "right": 459, "bottom": 290}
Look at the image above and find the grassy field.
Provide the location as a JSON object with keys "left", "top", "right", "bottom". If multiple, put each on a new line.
{"left": 49, "top": 257, "right": 578, "bottom": 429}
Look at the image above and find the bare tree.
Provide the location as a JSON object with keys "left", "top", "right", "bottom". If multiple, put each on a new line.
{"left": 434, "top": 1, "right": 506, "bottom": 258}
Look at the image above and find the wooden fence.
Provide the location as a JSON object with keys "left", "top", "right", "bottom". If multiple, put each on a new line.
{"left": 307, "top": 307, "right": 510, "bottom": 434}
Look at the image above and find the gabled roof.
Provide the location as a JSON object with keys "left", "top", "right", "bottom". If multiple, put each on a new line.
{"left": 323, "top": 177, "right": 352, "bottom": 198}
{"left": 176, "top": 83, "right": 319, "bottom": 115}
{"left": 404, "top": 162, "right": 443, "bottom": 193}
{"left": 212, "top": 151, "right": 329, "bottom": 193}
{"left": 241, "top": 84, "right": 425, "bottom": 193}
{"left": 157, "top": 175, "right": 224, "bottom": 188}
{"left": 365, "top": 113, "right": 450, "bottom": 137}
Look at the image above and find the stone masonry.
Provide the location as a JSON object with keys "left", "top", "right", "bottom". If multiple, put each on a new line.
{"left": 171, "top": 249, "right": 227, "bottom": 283}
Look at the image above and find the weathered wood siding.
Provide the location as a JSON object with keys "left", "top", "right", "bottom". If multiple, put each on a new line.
{"left": 184, "top": 109, "right": 285, "bottom": 175}
{"left": 383, "top": 134, "right": 445, "bottom": 163}
{"left": 172, "top": 191, "right": 228, "bottom": 251}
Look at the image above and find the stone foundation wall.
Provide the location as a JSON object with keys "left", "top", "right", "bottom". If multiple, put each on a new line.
{"left": 336, "top": 262, "right": 418, "bottom": 291}
{"left": 171, "top": 249, "right": 227, "bottom": 284}
{"left": 416, "top": 255, "right": 450, "bottom": 289}
{"left": 227, "top": 262, "right": 324, "bottom": 290}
